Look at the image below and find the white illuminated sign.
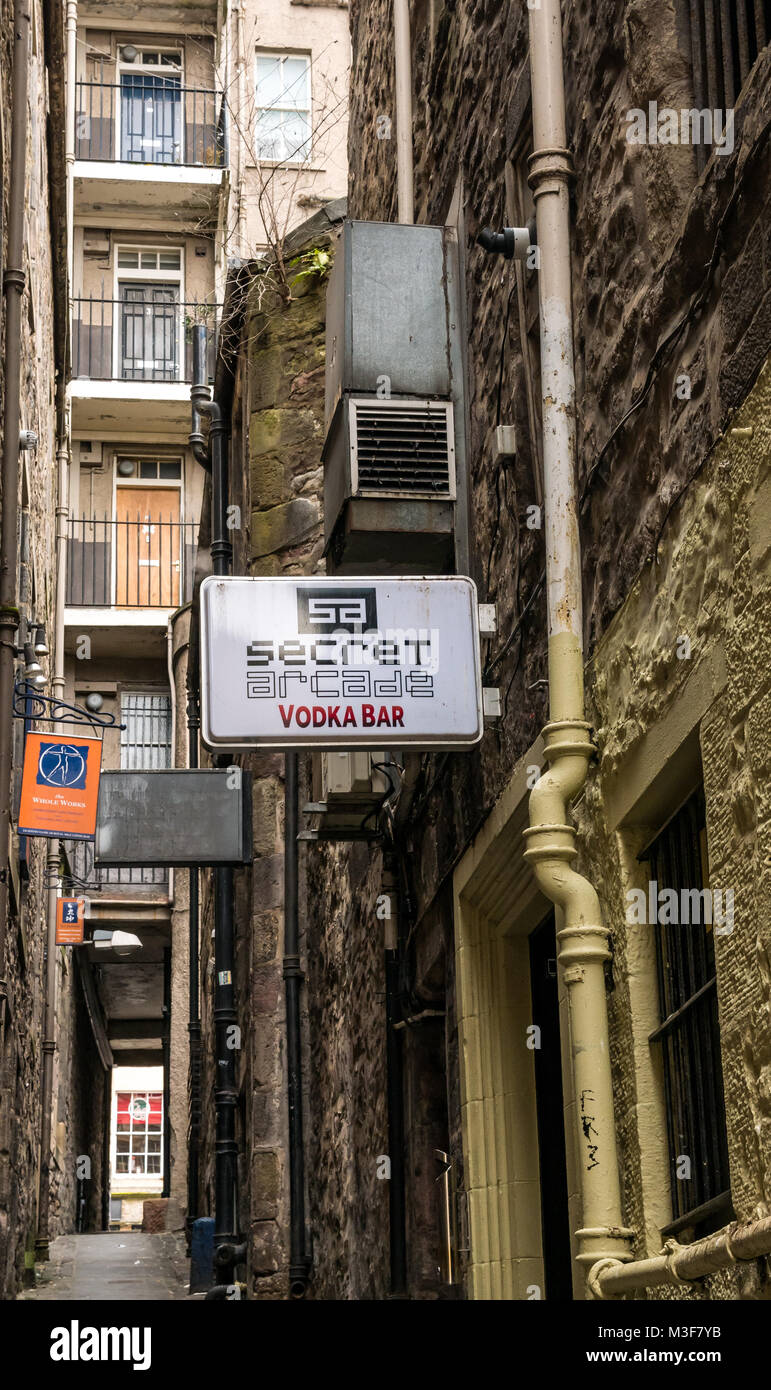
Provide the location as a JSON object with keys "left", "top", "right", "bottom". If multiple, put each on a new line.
{"left": 200, "top": 575, "right": 483, "bottom": 750}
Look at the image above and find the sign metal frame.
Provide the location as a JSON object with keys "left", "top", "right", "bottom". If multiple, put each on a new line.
{"left": 200, "top": 574, "right": 484, "bottom": 752}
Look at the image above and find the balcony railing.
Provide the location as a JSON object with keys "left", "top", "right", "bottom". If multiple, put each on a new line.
{"left": 75, "top": 79, "right": 226, "bottom": 167}
{"left": 72, "top": 298, "right": 219, "bottom": 384}
{"left": 65, "top": 839, "right": 168, "bottom": 893}
{"left": 66, "top": 516, "right": 198, "bottom": 609}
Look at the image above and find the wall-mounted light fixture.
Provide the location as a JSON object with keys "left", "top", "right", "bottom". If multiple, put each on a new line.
{"left": 23, "top": 643, "right": 46, "bottom": 688}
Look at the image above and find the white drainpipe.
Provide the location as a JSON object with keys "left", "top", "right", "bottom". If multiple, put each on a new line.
{"left": 65, "top": 1, "right": 77, "bottom": 288}
{"left": 393, "top": 0, "right": 414, "bottom": 224}
{"left": 521, "top": 0, "right": 634, "bottom": 1283}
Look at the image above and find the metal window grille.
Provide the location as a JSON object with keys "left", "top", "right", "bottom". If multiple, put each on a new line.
{"left": 680, "top": 1, "right": 770, "bottom": 169}
{"left": 645, "top": 788, "right": 732, "bottom": 1234}
{"left": 121, "top": 693, "right": 172, "bottom": 771}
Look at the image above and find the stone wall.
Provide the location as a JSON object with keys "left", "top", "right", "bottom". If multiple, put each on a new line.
{"left": 196, "top": 206, "right": 343, "bottom": 1295}
{"left": 576, "top": 362, "right": 771, "bottom": 1298}
{"left": 301, "top": 0, "right": 771, "bottom": 1299}
{"left": 198, "top": 1, "right": 771, "bottom": 1300}
{"left": 0, "top": 0, "right": 69, "bottom": 1297}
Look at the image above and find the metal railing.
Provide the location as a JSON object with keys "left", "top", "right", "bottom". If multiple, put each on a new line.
{"left": 72, "top": 297, "right": 219, "bottom": 384}
{"left": 75, "top": 79, "right": 226, "bottom": 166}
{"left": 66, "top": 515, "right": 198, "bottom": 609}
{"left": 64, "top": 840, "right": 169, "bottom": 892}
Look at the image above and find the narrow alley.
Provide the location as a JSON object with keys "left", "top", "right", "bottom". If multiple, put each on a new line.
{"left": 20, "top": 1233, "right": 190, "bottom": 1302}
{"left": 1, "top": 0, "right": 771, "bottom": 1366}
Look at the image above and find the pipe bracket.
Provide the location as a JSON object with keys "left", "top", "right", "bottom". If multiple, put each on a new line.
{"left": 587, "top": 1257, "right": 624, "bottom": 1300}
{"left": 2, "top": 267, "right": 26, "bottom": 294}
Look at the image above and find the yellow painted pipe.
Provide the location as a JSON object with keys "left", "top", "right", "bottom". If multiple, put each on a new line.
{"left": 524, "top": 0, "right": 634, "bottom": 1285}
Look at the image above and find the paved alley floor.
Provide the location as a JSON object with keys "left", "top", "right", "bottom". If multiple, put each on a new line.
{"left": 19, "top": 1232, "right": 193, "bottom": 1301}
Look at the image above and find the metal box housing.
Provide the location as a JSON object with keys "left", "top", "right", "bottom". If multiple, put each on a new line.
{"left": 94, "top": 769, "right": 252, "bottom": 867}
{"left": 323, "top": 220, "right": 467, "bottom": 574}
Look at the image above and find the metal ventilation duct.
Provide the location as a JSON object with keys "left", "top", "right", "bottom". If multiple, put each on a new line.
{"left": 351, "top": 399, "right": 456, "bottom": 498}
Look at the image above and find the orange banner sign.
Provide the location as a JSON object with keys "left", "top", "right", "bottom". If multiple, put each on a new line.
{"left": 18, "top": 733, "right": 102, "bottom": 840}
{"left": 56, "top": 897, "right": 86, "bottom": 945}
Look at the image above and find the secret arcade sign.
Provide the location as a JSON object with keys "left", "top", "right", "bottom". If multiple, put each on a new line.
{"left": 200, "top": 575, "right": 483, "bottom": 751}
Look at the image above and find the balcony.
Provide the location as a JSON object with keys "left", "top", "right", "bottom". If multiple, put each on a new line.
{"left": 64, "top": 842, "right": 170, "bottom": 929}
{"left": 65, "top": 515, "right": 198, "bottom": 657}
{"left": 65, "top": 839, "right": 169, "bottom": 898}
{"left": 69, "top": 296, "right": 219, "bottom": 439}
{"left": 66, "top": 516, "right": 198, "bottom": 609}
{"left": 73, "top": 79, "right": 226, "bottom": 221}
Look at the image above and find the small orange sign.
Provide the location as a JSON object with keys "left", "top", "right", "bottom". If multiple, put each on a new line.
{"left": 56, "top": 897, "right": 86, "bottom": 945}
{"left": 18, "top": 732, "right": 102, "bottom": 840}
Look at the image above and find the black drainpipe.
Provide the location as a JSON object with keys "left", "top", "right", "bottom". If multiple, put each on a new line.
{"left": 383, "top": 848, "right": 407, "bottom": 1294}
{"left": 190, "top": 328, "right": 241, "bottom": 1288}
{"left": 162, "top": 946, "right": 171, "bottom": 1198}
{"left": 284, "top": 751, "right": 310, "bottom": 1296}
{"left": 186, "top": 690, "right": 201, "bottom": 1238}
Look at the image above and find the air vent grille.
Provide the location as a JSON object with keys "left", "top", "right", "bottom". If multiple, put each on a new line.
{"left": 351, "top": 399, "right": 455, "bottom": 497}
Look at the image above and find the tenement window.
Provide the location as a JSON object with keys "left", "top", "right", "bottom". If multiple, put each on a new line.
{"left": 120, "top": 692, "right": 172, "bottom": 770}
{"left": 254, "top": 52, "right": 312, "bottom": 163}
{"left": 644, "top": 788, "right": 733, "bottom": 1236}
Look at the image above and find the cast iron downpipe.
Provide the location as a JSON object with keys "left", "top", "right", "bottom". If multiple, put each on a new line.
{"left": 0, "top": 0, "right": 31, "bottom": 1036}
{"left": 382, "top": 849, "right": 407, "bottom": 1294}
{"left": 521, "top": 0, "right": 634, "bottom": 1283}
{"left": 36, "top": 430, "right": 69, "bottom": 1260}
{"left": 190, "top": 326, "right": 239, "bottom": 1285}
{"left": 186, "top": 690, "right": 201, "bottom": 1233}
{"left": 283, "top": 751, "right": 311, "bottom": 1297}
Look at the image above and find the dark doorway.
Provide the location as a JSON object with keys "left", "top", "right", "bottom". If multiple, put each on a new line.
{"left": 529, "top": 912, "right": 573, "bottom": 1298}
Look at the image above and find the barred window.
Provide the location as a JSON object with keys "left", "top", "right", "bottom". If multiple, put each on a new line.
{"left": 120, "top": 692, "right": 172, "bottom": 770}
{"left": 644, "top": 788, "right": 733, "bottom": 1236}
{"left": 679, "top": 1, "right": 770, "bottom": 168}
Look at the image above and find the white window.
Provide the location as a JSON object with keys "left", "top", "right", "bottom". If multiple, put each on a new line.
{"left": 255, "top": 52, "right": 311, "bottom": 163}
{"left": 116, "top": 248, "right": 182, "bottom": 273}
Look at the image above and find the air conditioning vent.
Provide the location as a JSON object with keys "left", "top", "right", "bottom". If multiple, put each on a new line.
{"left": 351, "top": 399, "right": 455, "bottom": 499}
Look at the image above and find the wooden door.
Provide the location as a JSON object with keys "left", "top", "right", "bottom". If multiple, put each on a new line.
{"left": 116, "top": 486, "right": 181, "bottom": 607}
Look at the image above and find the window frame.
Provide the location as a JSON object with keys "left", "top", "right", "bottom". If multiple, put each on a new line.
{"left": 253, "top": 50, "right": 313, "bottom": 166}
{"left": 642, "top": 787, "right": 733, "bottom": 1237}
{"left": 119, "top": 690, "right": 173, "bottom": 771}
{"left": 112, "top": 1090, "right": 164, "bottom": 1179}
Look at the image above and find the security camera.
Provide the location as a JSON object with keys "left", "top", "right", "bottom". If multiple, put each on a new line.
{"left": 476, "top": 226, "right": 532, "bottom": 261}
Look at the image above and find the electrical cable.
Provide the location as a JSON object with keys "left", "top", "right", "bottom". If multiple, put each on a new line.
{"left": 483, "top": 567, "right": 546, "bottom": 681}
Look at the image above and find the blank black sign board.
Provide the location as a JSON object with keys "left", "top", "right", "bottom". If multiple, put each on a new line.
{"left": 94, "top": 770, "right": 252, "bottom": 867}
